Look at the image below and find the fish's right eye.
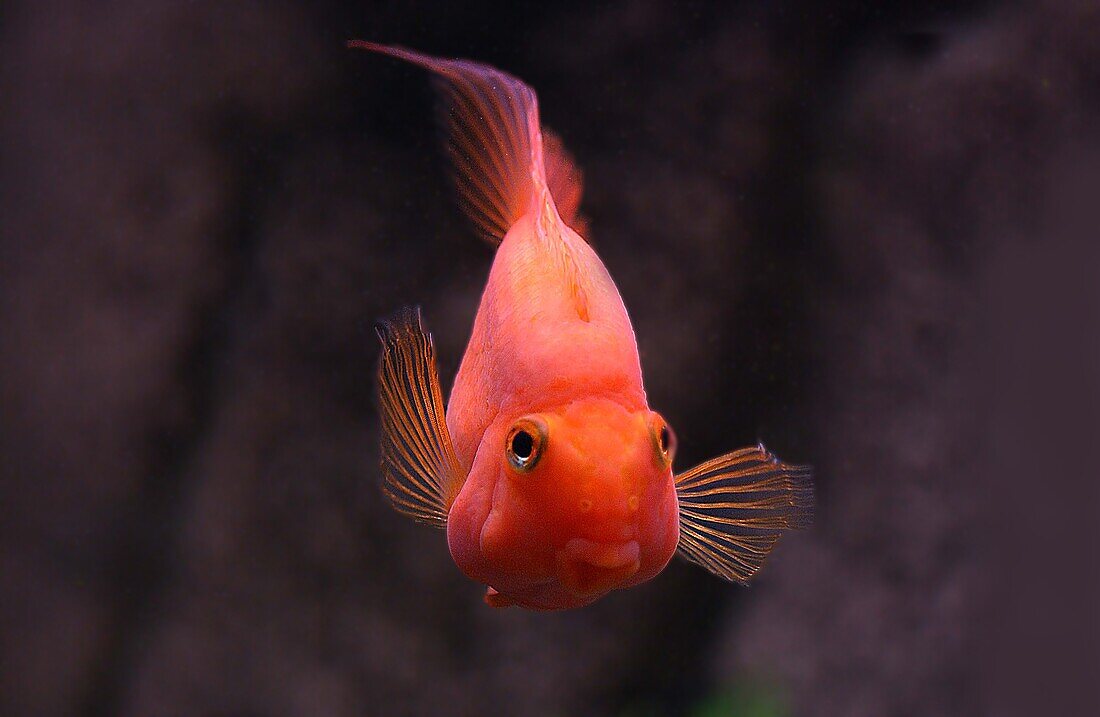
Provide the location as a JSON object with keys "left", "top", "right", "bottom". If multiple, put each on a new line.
{"left": 506, "top": 417, "right": 547, "bottom": 473}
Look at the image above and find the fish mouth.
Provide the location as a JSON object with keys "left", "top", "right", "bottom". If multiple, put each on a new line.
{"left": 557, "top": 538, "right": 641, "bottom": 597}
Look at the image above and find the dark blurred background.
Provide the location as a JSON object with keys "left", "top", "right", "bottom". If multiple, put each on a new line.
{"left": 2, "top": 1, "right": 1098, "bottom": 715}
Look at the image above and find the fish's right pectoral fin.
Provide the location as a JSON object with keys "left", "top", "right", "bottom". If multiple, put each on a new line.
{"left": 675, "top": 444, "right": 814, "bottom": 584}
{"left": 375, "top": 306, "right": 466, "bottom": 527}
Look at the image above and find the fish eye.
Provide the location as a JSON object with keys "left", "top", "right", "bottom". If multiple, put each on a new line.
{"left": 512, "top": 430, "right": 534, "bottom": 459}
{"left": 506, "top": 417, "right": 547, "bottom": 472}
{"left": 649, "top": 413, "right": 676, "bottom": 467}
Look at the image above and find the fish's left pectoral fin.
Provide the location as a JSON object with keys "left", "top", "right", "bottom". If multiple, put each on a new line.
{"left": 375, "top": 306, "right": 466, "bottom": 528}
{"left": 674, "top": 444, "right": 814, "bottom": 584}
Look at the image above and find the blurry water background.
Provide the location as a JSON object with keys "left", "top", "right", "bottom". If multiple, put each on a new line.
{"left": 1, "top": 1, "right": 1097, "bottom": 715}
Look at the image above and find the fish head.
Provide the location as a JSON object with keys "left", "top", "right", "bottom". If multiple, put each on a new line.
{"left": 471, "top": 398, "right": 680, "bottom": 605}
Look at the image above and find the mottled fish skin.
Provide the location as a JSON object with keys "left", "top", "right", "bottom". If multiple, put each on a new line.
{"left": 357, "top": 42, "right": 813, "bottom": 610}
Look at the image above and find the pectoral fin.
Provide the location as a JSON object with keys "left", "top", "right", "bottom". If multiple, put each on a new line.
{"left": 375, "top": 307, "right": 465, "bottom": 527}
{"left": 675, "top": 444, "right": 813, "bottom": 583}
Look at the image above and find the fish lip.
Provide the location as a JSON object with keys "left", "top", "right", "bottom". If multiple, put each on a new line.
{"left": 557, "top": 538, "right": 641, "bottom": 597}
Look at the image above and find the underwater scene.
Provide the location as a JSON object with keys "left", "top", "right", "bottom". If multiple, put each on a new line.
{"left": 2, "top": 1, "right": 1097, "bottom": 715}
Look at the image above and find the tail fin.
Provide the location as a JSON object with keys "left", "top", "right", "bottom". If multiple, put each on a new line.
{"left": 348, "top": 41, "right": 585, "bottom": 245}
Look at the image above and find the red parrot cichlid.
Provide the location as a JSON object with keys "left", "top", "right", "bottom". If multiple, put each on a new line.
{"left": 351, "top": 41, "right": 813, "bottom": 610}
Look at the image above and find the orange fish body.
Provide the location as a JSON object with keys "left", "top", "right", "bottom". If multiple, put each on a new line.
{"left": 357, "top": 42, "right": 812, "bottom": 610}
{"left": 446, "top": 211, "right": 680, "bottom": 609}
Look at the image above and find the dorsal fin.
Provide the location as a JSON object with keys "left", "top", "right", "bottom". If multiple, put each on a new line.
{"left": 348, "top": 41, "right": 586, "bottom": 244}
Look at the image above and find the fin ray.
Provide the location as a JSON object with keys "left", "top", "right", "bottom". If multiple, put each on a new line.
{"left": 375, "top": 307, "right": 465, "bottom": 526}
{"left": 675, "top": 444, "right": 813, "bottom": 583}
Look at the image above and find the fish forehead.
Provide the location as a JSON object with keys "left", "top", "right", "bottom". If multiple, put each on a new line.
{"left": 550, "top": 399, "right": 647, "bottom": 454}
{"left": 538, "top": 405, "right": 656, "bottom": 503}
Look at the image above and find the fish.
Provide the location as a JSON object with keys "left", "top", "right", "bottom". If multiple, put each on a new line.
{"left": 351, "top": 41, "right": 814, "bottom": 610}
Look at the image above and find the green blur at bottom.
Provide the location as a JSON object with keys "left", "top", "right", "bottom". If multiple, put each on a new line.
{"left": 617, "top": 678, "right": 788, "bottom": 717}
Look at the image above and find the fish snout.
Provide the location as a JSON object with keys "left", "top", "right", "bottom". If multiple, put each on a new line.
{"left": 556, "top": 538, "right": 641, "bottom": 597}
{"left": 573, "top": 467, "right": 644, "bottom": 525}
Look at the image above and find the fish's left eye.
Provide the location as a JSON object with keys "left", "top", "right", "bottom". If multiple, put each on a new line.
{"left": 649, "top": 413, "right": 676, "bottom": 467}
